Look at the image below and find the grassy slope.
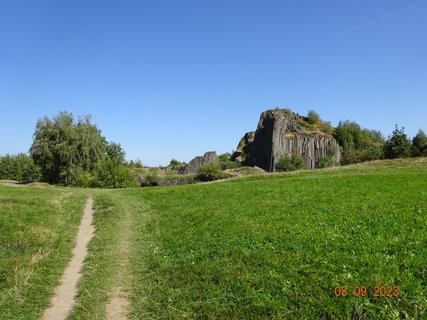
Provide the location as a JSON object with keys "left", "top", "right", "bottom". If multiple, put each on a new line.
{"left": 127, "top": 159, "right": 427, "bottom": 319}
{"left": 69, "top": 189, "right": 149, "bottom": 320}
{"left": 0, "top": 185, "right": 87, "bottom": 320}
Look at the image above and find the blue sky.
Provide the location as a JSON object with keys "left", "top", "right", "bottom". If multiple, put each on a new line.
{"left": 1, "top": 0, "right": 426, "bottom": 166}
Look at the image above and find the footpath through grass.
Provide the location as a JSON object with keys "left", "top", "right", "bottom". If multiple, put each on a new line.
{"left": 127, "top": 159, "right": 427, "bottom": 319}
{"left": 0, "top": 185, "right": 87, "bottom": 320}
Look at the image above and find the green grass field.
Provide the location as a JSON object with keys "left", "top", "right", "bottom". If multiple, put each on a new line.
{"left": 0, "top": 185, "right": 87, "bottom": 319}
{"left": 1, "top": 159, "right": 426, "bottom": 319}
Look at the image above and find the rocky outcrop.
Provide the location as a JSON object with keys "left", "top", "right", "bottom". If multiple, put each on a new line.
{"left": 179, "top": 151, "right": 219, "bottom": 175}
{"left": 137, "top": 174, "right": 191, "bottom": 187}
{"left": 235, "top": 109, "right": 341, "bottom": 171}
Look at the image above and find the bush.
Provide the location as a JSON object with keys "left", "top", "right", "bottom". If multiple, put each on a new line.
{"left": 93, "top": 159, "right": 137, "bottom": 188}
{"left": 275, "top": 154, "right": 306, "bottom": 172}
{"left": 220, "top": 160, "right": 241, "bottom": 170}
{"left": 169, "top": 159, "right": 184, "bottom": 167}
{"left": 321, "top": 121, "right": 334, "bottom": 135}
{"left": 197, "top": 163, "right": 223, "bottom": 181}
{"left": 128, "top": 159, "right": 143, "bottom": 168}
{"left": 74, "top": 171, "right": 97, "bottom": 187}
{"left": 218, "top": 153, "right": 231, "bottom": 162}
{"left": 315, "top": 156, "right": 333, "bottom": 169}
{"left": 384, "top": 125, "right": 412, "bottom": 159}
{"left": 341, "top": 145, "right": 384, "bottom": 165}
{"left": 0, "top": 154, "right": 41, "bottom": 182}
{"left": 307, "top": 110, "right": 321, "bottom": 124}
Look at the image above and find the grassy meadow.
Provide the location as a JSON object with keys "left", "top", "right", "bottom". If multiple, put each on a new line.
{"left": 0, "top": 184, "right": 87, "bottom": 319}
{"left": 1, "top": 158, "right": 426, "bottom": 319}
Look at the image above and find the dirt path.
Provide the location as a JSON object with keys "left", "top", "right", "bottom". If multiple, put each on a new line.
{"left": 42, "top": 198, "right": 95, "bottom": 320}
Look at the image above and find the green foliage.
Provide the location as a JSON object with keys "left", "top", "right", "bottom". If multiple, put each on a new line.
{"left": 275, "top": 154, "right": 306, "bottom": 172}
{"left": 341, "top": 144, "right": 384, "bottom": 165}
{"left": 29, "top": 111, "right": 135, "bottom": 188}
{"left": 315, "top": 155, "right": 333, "bottom": 169}
{"left": 197, "top": 163, "right": 223, "bottom": 181}
{"left": 307, "top": 110, "right": 321, "bottom": 124}
{"left": 220, "top": 160, "right": 241, "bottom": 170}
{"left": 218, "top": 153, "right": 231, "bottom": 162}
{"left": 30, "top": 111, "right": 105, "bottom": 185}
{"left": 94, "top": 158, "right": 137, "bottom": 188}
{"left": 127, "top": 159, "right": 143, "bottom": 168}
{"left": 0, "top": 153, "right": 41, "bottom": 182}
{"left": 384, "top": 125, "right": 412, "bottom": 159}
{"left": 321, "top": 121, "right": 334, "bottom": 135}
{"left": 412, "top": 129, "right": 427, "bottom": 156}
{"left": 105, "top": 141, "right": 126, "bottom": 163}
{"left": 334, "top": 120, "right": 385, "bottom": 164}
{"left": 218, "top": 153, "right": 241, "bottom": 170}
{"left": 74, "top": 171, "right": 97, "bottom": 188}
{"left": 169, "top": 159, "right": 184, "bottom": 168}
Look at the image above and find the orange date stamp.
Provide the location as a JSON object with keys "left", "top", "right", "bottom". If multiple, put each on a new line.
{"left": 334, "top": 286, "right": 399, "bottom": 297}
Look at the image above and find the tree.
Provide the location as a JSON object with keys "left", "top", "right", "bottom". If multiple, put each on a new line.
{"left": 30, "top": 111, "right": 105, "bottom": 184}
{"left": 383, "top": 125, "right": 412, "bottom": 159}
{"left": 412, "top": 129, "right": 427, "bottom": 156}
{"left": 307, "top": 110, "right": 321, "bottom": 124}
{"left": 105, "top": 141, "right": 126, "bottom": 163}
{"left": 0, "top": 153, "right": 41, "bottom": 182}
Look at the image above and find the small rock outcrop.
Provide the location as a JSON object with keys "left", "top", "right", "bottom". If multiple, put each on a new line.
{"left": 179, "top": 151, "right": 219, "bottom": 175}
{"left": 233, "top": 109, "right": 341, "bottom": 171}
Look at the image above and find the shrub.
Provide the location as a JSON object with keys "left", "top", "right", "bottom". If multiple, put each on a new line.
{"left": 169, "top": 159, "right": 183, "bottom": 167}
{"left": 384, "top": 125, "right": 412, "bottom": 159}
{"left": 341, "top": 145, "right": 384, "bottom": 165}
{"left": 197, "top": 163, "right": 223, "bottom": 181}
{"left": 218, "top": 153, "right": 231, "bottom": 162}
{"left": 275, "top": 154, "right": 306, "bottom": 172}
{"left": 220, "top": 160, "right": 241, "bottom": 170}
{"left": 321, "top": 121, "right": 334, "bottom": 135}
{"left": 93, "top": 159, "right": 137, "bottom": 188}
{"left": 315, "top": 156, "right": 333, "bottom": 169}
{"left": 128, "top": 159, "right": 143, "bottom": 168}
{"left": 307, "top": 110, "right": 321, "bottom": 124}
{"left": 74, "top": 171, "right": 97, "bottom": 187}
{"left": 0, "top": 154, "right": 41, "bottom": 182}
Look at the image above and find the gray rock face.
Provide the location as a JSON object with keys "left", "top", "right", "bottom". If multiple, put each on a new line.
{"left": 237, "top": 109, "right": 341, "bottom": 171}
{"left": 231, "top": 131, "right": 255, "bottom": 163}
{"left": 180, "top": 151, "right": 219, "bottom": 175}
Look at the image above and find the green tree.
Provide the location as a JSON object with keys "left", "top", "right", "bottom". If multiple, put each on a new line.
{"left": 0, "top": 154, "right": 41, "bottom": 182}
{"left": 30, "top": 111, "right": 105, "bottom": 185}
{"left": 307, "top": 110, "right": 321, "bottom": 124}
{"left": 105, "top": 141, "right": 126, "bottom": 163}
{"left": 412, "top": 129, "right": 427, "bottom": 156}
{"left": 384, "top": 125, "right": 412, "bottom": 159}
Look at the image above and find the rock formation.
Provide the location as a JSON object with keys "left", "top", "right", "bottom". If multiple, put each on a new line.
{"left": 179, "top": 151, "right": 219, "bottom": 175}
{"left": 232, "top": 109, "right": 341, "bottom": 171}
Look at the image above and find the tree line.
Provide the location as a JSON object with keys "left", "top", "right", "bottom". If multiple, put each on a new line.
{"left": 0, "top": 110, "right": 426, "bottom": 186}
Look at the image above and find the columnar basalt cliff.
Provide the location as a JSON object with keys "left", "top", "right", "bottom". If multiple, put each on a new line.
{"left": 232, "top": 109, "right": 341, "bottom": 171}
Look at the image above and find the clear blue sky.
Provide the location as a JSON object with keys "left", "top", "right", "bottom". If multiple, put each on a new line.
{"left": 1, "top": 0, "right": 426, "bottom": 166}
